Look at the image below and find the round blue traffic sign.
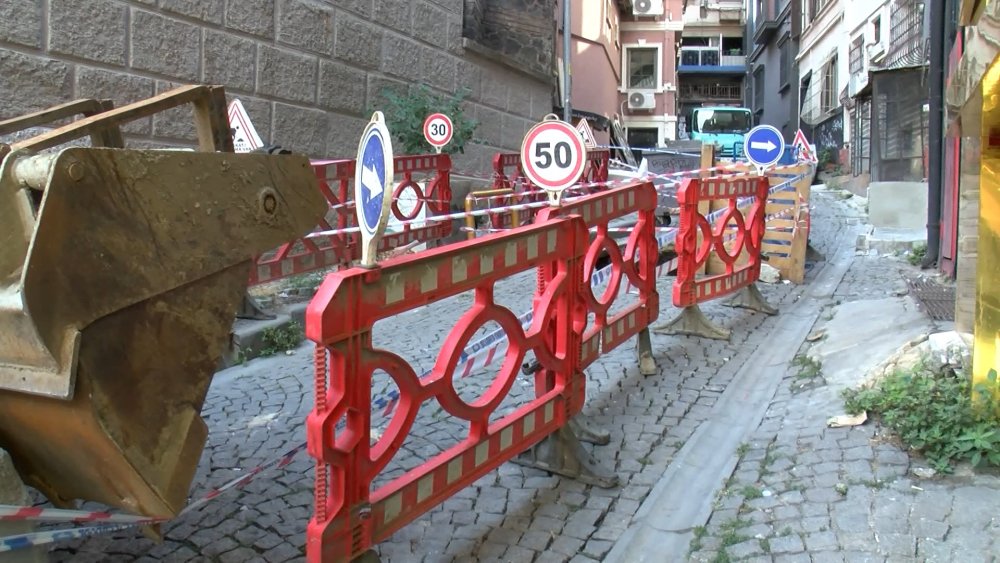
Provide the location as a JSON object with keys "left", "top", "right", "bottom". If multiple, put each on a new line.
{"left": 358, "top": 130, "right": 387, "bottom": 234}
{"left": 743, "top": 125, "right": 785, "bottom": 170}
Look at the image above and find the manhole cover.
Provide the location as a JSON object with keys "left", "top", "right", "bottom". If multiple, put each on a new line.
{"left": 906, "top": 278, "right": 956, "bottom": 321}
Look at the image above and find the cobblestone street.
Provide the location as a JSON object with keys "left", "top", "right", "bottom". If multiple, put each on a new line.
{"left": 43, "top": 186, "right": 1000, "bottom": 562}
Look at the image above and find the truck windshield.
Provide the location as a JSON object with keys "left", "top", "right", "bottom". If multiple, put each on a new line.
{"left": 694, "top": 110, "right": 752, "bottom": 134}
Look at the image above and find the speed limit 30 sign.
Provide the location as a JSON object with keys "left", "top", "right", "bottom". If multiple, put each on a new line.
{"left": 423, "top": 113, "right": 453, "bottom": 149}
{"left": 520, "top": 115, "right": 586, "bottom": 202}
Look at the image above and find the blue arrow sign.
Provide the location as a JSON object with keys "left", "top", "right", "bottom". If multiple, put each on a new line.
{"left": 358, "top": 127, "right": 388, "bottom": 235}
{"left": 743, "top": 125, "right": 785, "bottom": 170}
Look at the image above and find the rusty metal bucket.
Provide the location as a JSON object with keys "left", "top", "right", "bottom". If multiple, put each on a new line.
{"left": 0, "top": 86, "right": 325, "bottom": 517}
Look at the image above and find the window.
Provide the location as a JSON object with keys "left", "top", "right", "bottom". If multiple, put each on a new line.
{"left": 779, "top": 39, "right": 790, "bottom": 87}
{"left": 821, "top": 55, "right": 838, "bottom": 113}
{"left": 849, "top": 36, "right": 863, "bottom": 75}
{"left": 627, "top": 127, "right": 659, "bottom": 148}
{"left": 694, "top": 109, "right": 752, "bottom": 134}
{"left": 753, "top": 66, "right": 765, "bottom": 112}
{"left": 872, "top": 15, "right": 881, "bottom": 44}
{"left": 627, "top": 47, "right": 658, "bottom": 89}
{"left": 722, "top": 36, "right": 743, "bottom": 56}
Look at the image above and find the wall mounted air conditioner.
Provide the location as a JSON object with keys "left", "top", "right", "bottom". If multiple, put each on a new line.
{"left": 627, "top": 90, "right": 656, "bottom": 110}
{"left": 866, "top": 41, "right": 886, "bottom": 62}
{"left": 633, "top": 0, "right": 665, "bottom": 17}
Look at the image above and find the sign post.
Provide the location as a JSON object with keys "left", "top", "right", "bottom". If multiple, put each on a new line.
{"left": 743, "top": 125, "right": 785, "bottom": 175}
{"left": 520, "top": 114, "right": 586, "bottom": 206}
{"left": 423, "top": 113, "right": 453, "bottom": 154}
{"left": 355, "top": 111, "right": 394, "bottom": 268}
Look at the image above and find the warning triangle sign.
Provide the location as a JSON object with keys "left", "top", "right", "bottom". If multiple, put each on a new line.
{"left": 576, "top": 118, "right": 597, "bottom": 148}
{"left": 228, "top": 99, "right": 264, "bottom": 153}
{"left": 793, "top": 129, "right": 818, "bottom": 163}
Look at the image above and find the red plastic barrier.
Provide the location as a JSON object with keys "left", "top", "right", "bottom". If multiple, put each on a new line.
{"left": 464, "top": 148, "right": 611, "bottom": 239}
{"left": 249, "top": 154, "right": 452, "bottom": 285}
{"left": 305, "top": 217, "right": 590, "bottom": 562}
{"left": 492, "top": 148, "right": 610, "bottom": 193}
{"left": 672, "top": 176, "right": 769, "bottom": 307}
{"left": 536, "top": 181, "right": 660, "bottom": 367}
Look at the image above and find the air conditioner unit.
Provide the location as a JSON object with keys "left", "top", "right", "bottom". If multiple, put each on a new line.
{"left": 633, "top": 0, "right": 665, "bottom": 16}
{"left": 866, "top": 41, "right": 886, "bottom": 62}
{"left": 627, "top": 90, "right": 656, "bottom": 110}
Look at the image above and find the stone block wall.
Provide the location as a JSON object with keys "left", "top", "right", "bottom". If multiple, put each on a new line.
{"left": 0, "top": 0, "right": 556, "bottom": 176}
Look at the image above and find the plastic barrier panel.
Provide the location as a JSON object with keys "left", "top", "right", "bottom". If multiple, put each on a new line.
{"left": 536, "top": 181, "right": 660, "bottom": 368}
{"left": 478, "top": 149, "right": 612, "bottom": 236}
{"left": 672, "top": 175, "right": 770, "bottom": 308}
{"left": 305, "top": 217, "right": 589, "bottom": 562}
{"left": 250, "top": 154, "right": 452, "bottom": 285}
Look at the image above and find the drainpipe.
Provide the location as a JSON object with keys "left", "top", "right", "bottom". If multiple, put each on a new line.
{"left": 562, "top": 0, "right": 572, "bottom": 123}
{"left": 923, "top": 0, "right": 945, "bottom": 269}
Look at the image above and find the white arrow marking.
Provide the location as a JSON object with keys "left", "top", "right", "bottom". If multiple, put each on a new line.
{"left": 361, "top": 164, "right": 383, "bottom": 198}
{"left": 750, "top": 140, "right": 777, "bottom": 152}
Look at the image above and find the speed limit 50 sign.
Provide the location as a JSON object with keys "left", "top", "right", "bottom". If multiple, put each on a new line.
{"left": 423, "top": 113, "right": 453, "bottom": 150}
{"left": 520, "top": 115, "right": 586, "bottom": 203}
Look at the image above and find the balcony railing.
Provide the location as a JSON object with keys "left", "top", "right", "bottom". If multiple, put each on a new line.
{"left": 883, "top": 0, "right": 926, "bottom": 69}
{"left": 679, "top": 83, "right": 744, "bottom": 100}
{"left": 679, "top": 47, "right": 746, "bottom": 71}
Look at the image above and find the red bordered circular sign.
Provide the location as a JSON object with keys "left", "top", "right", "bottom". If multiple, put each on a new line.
{"left": 520, "top": 116, "right": 586, "bottom": 195}
{"left": 423, "top": 113, "right": 453, "bottom": 148}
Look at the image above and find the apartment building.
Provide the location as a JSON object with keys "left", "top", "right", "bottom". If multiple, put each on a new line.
{"left": 676, "top": 0, "right": 747, "bottom": 138}
{"left": 559, "top": 0, "right": 685, "bottom": 148}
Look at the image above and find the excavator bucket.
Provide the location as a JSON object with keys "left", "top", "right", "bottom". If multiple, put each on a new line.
{"left": 0, "top": 86, "right": 326, "bottom": 517}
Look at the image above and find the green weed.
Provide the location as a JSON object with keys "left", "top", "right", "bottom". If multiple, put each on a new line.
{"left": 259, "top": 322, "right": 304, "bottom": 357}
{"left": 793, "top": 355, "right": 823, "bottom": 379}
{"left": 740, "top": 485, "right": 763, "bottom": 500}
{"left": 843, "top": 364, "right": 1000, "bottom": 473}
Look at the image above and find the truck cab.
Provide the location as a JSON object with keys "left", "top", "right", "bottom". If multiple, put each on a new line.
{"left": 690, "top": 107, "right": 753, "bottom": 158}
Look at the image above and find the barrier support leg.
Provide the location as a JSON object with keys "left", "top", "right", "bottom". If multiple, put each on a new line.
{"left": 353, "top": 550, "right": 381, "bottom": 563}
{"left": 513, "top": 419, "right": 619, "bottom": 488}
{"left": 569, "top": 416, "right": 611, "bottom": 446}
{"left": 653, "top": 305, "right": 731, "bottom": 341}
{"left": 636, "top": 328, "right": 657, "bottom": 376}
{"left": 236, "top": 292, "right": 276, "bottom": 320}
{"left": 726, "top": 284, "right": 778, "bottom": 316}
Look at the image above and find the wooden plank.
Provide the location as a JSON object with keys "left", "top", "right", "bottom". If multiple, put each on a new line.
{"left": 11, "top": 85, "right": 217, "bottom": 154}
{"left": 0, "top": 98, "right": 125, "bottom": 149}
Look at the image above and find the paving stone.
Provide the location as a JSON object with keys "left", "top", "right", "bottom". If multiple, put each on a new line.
{"left": 768, "top": 534, "right": 805, "bottom": 554}
{"left": 727, "top": 539, "right": 764, "bottom": 559}
{"left": 549, "top": 536, "right": 585, "bottom": 557}
{"left": 804, "top": 530, "right": 839, "bottom": 551}
{"left": 876, "top": 533, "right": 916, "bottom": 557}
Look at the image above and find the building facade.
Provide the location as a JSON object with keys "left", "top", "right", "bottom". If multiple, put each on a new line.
{"left": 676, "top": 0, "right": 746, "bottom": 139}
{"left": 560, "top": 0, "right": 685, "bottom": 149}
{"left": 746, "top": 0, "right": 801, "bottom": 141}
{"left": 797, "top": 0, "right": 849, "bottom": 167}
{"left": 847, "top": 0, "right": 931, "bottom": 184}
{"left": 0, "top": 0, "right": 558, "bottom": 175}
